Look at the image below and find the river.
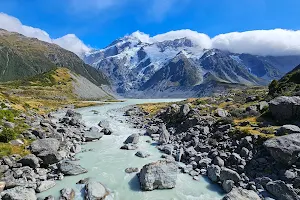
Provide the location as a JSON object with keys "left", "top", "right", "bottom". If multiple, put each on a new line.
{"left": 38, "top": 99, "right": 224, "bottom": 200}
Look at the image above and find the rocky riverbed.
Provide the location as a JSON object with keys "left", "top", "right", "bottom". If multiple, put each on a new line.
{"left": 124, "top": 96, "right": 300, "bottom": 200}
{"left": 0, "top": 99, "right": 227, "bottom": 200}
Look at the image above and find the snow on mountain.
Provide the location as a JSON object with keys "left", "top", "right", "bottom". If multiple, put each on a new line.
{"left": 84, "top": 31, "right": 300, "bottom": 97}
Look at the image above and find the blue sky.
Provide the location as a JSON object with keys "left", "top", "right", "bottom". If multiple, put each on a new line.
{"left": 1, "top": 0, "right": 300, "bottom": 49}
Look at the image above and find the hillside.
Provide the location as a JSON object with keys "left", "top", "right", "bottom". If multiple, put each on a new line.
{"left": 268, "top": 64, "right": 300, "bottom": 97}
{"left": 0, "top": 29, "right": 109, "bottom": 87}
{"left": 0, "top": 67, "right": 114, "bottom": 114}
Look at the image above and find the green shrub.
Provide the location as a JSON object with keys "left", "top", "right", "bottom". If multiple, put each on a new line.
{"left": 0, "top": 128, "right": 17, "bottom": 143}
{"left": 0, "top": 110, "right": 18, "bottom": 122}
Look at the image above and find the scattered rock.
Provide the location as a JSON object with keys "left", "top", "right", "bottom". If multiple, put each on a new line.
{"left": 276, "top": 125, "right": 300, "bottom": 136}
{"left": 125, "top": 168, "right": 139, "bottom": 173}
{"left": 135, "top": 151, "right": 150, "bottom": 158}
{"left": 266, "top": 180, "right": 300, "bottom": 200}
{"left": 58, "top": 161, "right": 88, "bottom": 176}
{"left": 158, "top": 124, "right": 170, "bottom": 144}
{"left": 85, "top": 180, "right": 109, "bottom": 200}
{"left": 222, "top": 180, "right": 235, "bottom": 193}
{"left": 269, "top": 96, "right": 300, "bottom": 122}
{"left": 84, "top": 127, "right": 103, "bottom": 142}
{"left": 36, "top": 180, "right": 56, "bottom": 193}
{"left": 1, "top": 186, "right": 37, "bottom": 200}
{"left": 220, "top": 168, "right": 241, "bottom": 183}
{"left": 207, "top": 165, "right": 221, "bottom": 182}
{"left": 222, "top": 187, "right": 261, "bottom": 200}
{"left": 18, "top": 154, "right": 40, "bottom": 169}
{"left": 215, "top": 108, "right": 229, "bottom": 118}
{"left": 59, "top": 188, "right": 75, "bottom": 200}
{"left": 264, "top": 133, "right": 300, "bottom": 166}
{"left": 120, "top": 144, "right": 138, "bottom": 150}
{"left": 139, "top": 160, "right": 177, "bottom": 191}
{"left": 124, "top": 134, "right": 139, "bottom": 144}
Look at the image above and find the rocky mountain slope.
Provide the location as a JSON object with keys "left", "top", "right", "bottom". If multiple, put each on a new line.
{"left": 85, "top": 33, "right": 300, "bottom": 97}
{"left": 0, "top": 29, "right": 109, "bottom": 87}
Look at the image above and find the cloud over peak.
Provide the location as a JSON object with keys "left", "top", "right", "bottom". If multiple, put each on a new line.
{"left": 131, "top": 29, "right": 300, "bottom": 56}
{"left": 0, "top": 12, "right": 90, "bottom": 58}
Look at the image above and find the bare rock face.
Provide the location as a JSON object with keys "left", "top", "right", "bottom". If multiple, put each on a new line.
{"left": 139, "top": 160, "right": 177, "bottom": 191}
{"left": 264, "top": 133, "right": 300, "bottom": 166}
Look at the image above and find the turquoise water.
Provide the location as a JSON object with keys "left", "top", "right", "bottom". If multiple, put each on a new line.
{"left": 38, "top": 99, "right": 224, "bottom": 200}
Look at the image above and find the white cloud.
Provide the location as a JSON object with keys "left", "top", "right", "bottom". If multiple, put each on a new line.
{"left": 0, "top": 12, "right": 90, "bottom": 57}
{"left": 132, "top": 29, "right": 300, "bottom": 56}
{"left": 212, "top": 29, "right": 300, "bottom": 56}
{"left": 53, "top": 34, "right": 91, "bottom": 58}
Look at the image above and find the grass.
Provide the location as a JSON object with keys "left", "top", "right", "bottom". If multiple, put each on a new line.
{"left": 0, "top": 141, "right": 31, "bottom": 158}
{"left": 138, "top": 102, "right": 173, "bottom": 116}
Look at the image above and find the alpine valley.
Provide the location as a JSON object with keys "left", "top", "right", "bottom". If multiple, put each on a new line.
{"left": 84, "top": 31, "right": 300, "bottom": 98}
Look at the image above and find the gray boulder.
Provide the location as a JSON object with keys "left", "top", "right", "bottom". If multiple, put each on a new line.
{"left": 139, "top": 160, "right": 177, "bottom": 191}
{"left": 120, "top": 144, "right": 138, "bottom": 150}
{"left": 207, "top": 165, "right": 221, "bottom": 182}
{"left": 180, "top": 104, "right": 190, "bottom": 116}
{"left": 222, "top": 180, "right": 235, "bottom": 193}
{"left": 58, "top": 161, "right": 88, "bottom": 176}
{"left": 222, "top": 187, "right": 261, "bottom": 200}
{"left": 264, "top": 133, "right": 300, "bottom": 166}
{"left": 220, "top": 168, "right": 241, "bottom": 183}
{"left": 135, "top": 151, "right": 150, "bottom": 158}
{"left": 258, "top": 101, "right": 269, "bottom": 111}
{"left": 269, "top": 96, "right": 300, "bottom": 122}
{"left": 124, "top": 134, "right": 139, "bottom": 144}
{"left": 18, "top": 154, "right": 40, "bottom": 168}
{"left": 85, "top": 180, "right": 109, "bottom": 200}
{"left": 37, "top": 150, "right": 62, "bottom": 166}
{"left": 36, "top": 180, "right": 56, "bottom": 193}
{"left": 146, "top": 126, "right": 159, "bottom": 135}
{"left": 216, "top": 108, "right": 229, "bottom": 117}
{"left": 158, "top": 124, "right": 170, "bottom": 144}
{"left": 1, "top": 186, "right": 37, "bottom": 200}
{"left": 65, "top": 110, "right": 82, "bottom": 120}
{"left": 59, "top": 188, "right": 75, "bottom": 200}
{"left": 276, "top": 125, "right": 300, "bottom": 136}
{"left": 84, "top": 127, "right": 103, "bottom": 142}
{"left": 266, "top": 180, "right": 300, "bottom": 200}
{"left": 30, "top": 138, "right": 60, "bottom": 154}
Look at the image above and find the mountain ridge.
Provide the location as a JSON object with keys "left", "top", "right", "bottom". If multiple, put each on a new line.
{"left": 85, "top": 32, "right": 300, "bottom": 97}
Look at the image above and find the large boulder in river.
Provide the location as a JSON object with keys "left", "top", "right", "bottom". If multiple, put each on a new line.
{"left": 60, "top": 188, "right": 75, "bottom": 200}
{"left": 264, "top": 133, "right": 300, "bottom": 166}
{"left": 58, "top": 161, "right": 87, "bottom": 176}
{"left": 269, "top": 96, "right": 300, "bottom": 122}
{"left": 85, "top": 180, "right": 109, "bottom": 200}
{"left": 139, "top": 160, "right": 177, "bottom": 191}
{"left": 222, "top": 187, "right": 261, "bottom": 200}
{"left": 1, "top": 186, "right": 37, "bottom": 200}
{"left": 124, "top": 134, "right": 139, "bottom": 144}
{"left": 84, "top": 127, "right": 103, "bottom": 142}
{"left": 158, "top": 124, "right": 170, "bottom": 144}
{"left": 266, "top": 180, "right": 300, "bottom": 200}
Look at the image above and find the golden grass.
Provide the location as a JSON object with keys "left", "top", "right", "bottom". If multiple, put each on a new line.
{"left": 138, "top": 102, "right": 171, "bottom": 116}
{"left": 236, "top": 126, "right": 275, "bottom": 139}
{"left": 234, "top": 117, "right": 258, "bottom": 125}
{"left": 0, "top": 141, "right": 30, "bottom": 158}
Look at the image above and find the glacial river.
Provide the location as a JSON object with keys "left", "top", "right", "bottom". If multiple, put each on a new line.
{"left": 38, "top": 99, "right": 224, "bottom": 200}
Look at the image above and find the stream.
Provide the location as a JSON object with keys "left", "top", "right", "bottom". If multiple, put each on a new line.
{"left": 38, "top": 99, "right": 224, "bottom": 200}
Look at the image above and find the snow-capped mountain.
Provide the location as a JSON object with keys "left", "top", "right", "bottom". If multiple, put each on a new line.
{"left": 84, "top": 32, "right": 300, "bottom": 97}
